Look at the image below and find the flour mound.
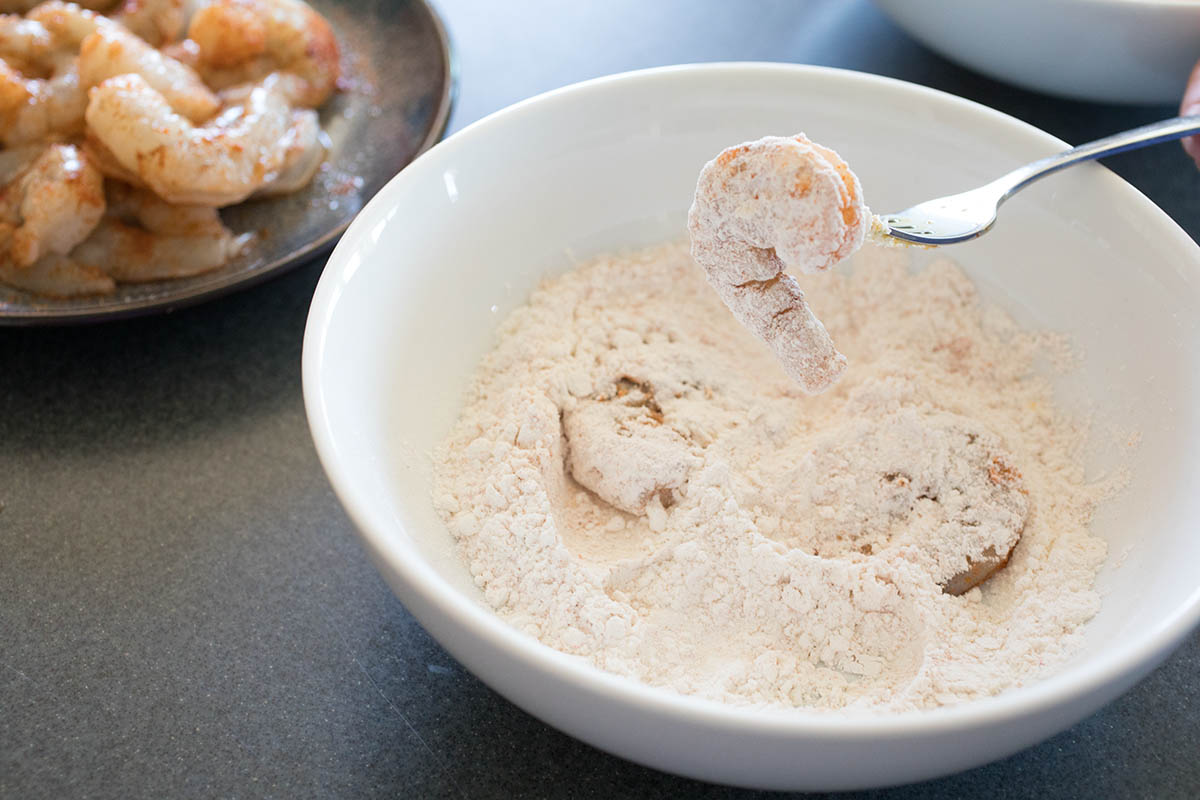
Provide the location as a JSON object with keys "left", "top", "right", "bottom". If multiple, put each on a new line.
{"left": 432, "top": 241, "right": 1113, "bottom": 712}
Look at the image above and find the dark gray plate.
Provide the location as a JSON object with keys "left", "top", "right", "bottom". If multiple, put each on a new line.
{"left": 0, "top": 0, "right": 453, "bottom": 325}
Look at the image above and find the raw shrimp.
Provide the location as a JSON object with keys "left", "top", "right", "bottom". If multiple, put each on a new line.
{"left": 0, "top": 0, "right": 115, "bottom": 13}
{"left": 79, "top": 23, "right": 216, "bottom": 120}
{"left": 85, "top": 72, "right": 290, "bottom": 205}
{"left": 73, "top": 183, "right": 249, "bottom": 279}
{"left": 254, "top": 104, "right": 322, "bottom": 195}
{"left": 0, "top": 142, "right": 104, "bottom": 266}
{"left": 0, "top": 15, "right": 54, "bottom": 69}
{"left": 0, "top": 250, "right": 112, "bottom": 294}
{"left": 72, "top": 219, "right": 247, "bottom": 280}
{"left": 187, "top": 0, "right": 338, "bottom": 107}
{"left": 0, "top": 56, "right": 87, "bottom": 143}
{"left": 104, "top": 178, "right": 225, "bottom": 234}
{"left": 0, "top": 6, "right": 94, "bottom": 144}
{"left": 0, "top": 141, "right": 41, "bottom": 180}
{"left": 112, "top": 0, "right": 199, "bottom": 46}
{"left": 687, "top": 134, "right": 871, "bottom": 394}
{"left": 25, "top": 1, "right": 110, "bottom": 47}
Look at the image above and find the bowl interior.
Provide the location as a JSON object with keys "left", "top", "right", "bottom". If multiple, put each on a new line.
{"left": 871, "top": 0, "right": 1200, "bottom": 105}
{"left": 306, "top": 65, "right": 1200, "bottom": 717}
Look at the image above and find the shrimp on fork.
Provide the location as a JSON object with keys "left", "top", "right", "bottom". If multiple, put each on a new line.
{"left": 688, "top": 134, "right": 871, "bottom": 394}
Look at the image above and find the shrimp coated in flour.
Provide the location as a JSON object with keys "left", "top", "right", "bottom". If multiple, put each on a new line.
{"left": 688, "top": 134, "right": 872, "bottom": 394}
{"left": 84, "top": 71, "right": 291, "bottom": 205}
{"left": 186, "top": 0, "right": 338, "bottom": 107}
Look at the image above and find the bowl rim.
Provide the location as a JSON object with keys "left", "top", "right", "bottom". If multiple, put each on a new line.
{"left": 303, "top": 61, "right": 1200, "bottom": 737}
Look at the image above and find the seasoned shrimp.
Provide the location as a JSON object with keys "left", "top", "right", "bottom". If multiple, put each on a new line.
{"left": 73, "top": 183, "right": 249, "bottom": 280}
{"left": 0, "top": 0, "right": 341, "bottom": 298}
{"left": 85, "top": 72, "right": 290, "bottom": 205}
{"left": 0, "top": 15, "right": 54, "bottom": 69}
{"left": 187, "top": 0, "right": 338, "bottom": 107}
{"left": 112, "top": 0, "right": 199, "bottom": 46}
{"left": 0, "top": 6, "right": 95, "bottom": 144}
{"left": 0, "top": 142, "right": 104, "bottom": 266}
{"left": 0, "top": 140, "right": 41, "bottom": 179}
{"left": 72, "top": 219, "right": 247, "bottom": 280}
{"left": 104, "top": 178, "right": 225, "bottom": 234}
{"left": 688, "top": 134, "right": 871, "bottom": 394}
{"left": 254, "top": 104, "right": 322, "bottom": 195}
{"left": 0, "top": 0, "right": 115, "bottom": 12}
{"left": 79, "top": 23, "right": 216, "bottom": 120}
{"left": 0, "top": 250, "right": 112, "bottom": 294}
{"left": 0, "top": 57, "right": 86, "bottom": 144}
{"left": 25, "top": 1, "right": 109, "bottom": 47}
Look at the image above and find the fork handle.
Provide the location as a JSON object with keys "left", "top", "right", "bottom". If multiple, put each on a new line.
{"left": 994, "top": 115, "right": 1200, "bottom": 202}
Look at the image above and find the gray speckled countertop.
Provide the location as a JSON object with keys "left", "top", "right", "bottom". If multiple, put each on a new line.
{"left": 3, "top": 1, "right": 1199, "bottom": 797}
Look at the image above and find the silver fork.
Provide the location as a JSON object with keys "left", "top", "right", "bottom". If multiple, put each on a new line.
{"left": 878, "top": 115, "right": 1200, "bottom": 245}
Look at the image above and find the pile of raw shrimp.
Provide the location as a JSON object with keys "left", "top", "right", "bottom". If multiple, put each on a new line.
{"left": 0, "top": 0, "right": 340, "bottom": 297}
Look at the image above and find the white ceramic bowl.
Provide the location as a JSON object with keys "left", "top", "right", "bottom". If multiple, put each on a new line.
{"left": 303, "top": 63, "right": 1200, "bottom": 790}
{"left": 872, "top": 0, "right": 1200, "bottom": 104}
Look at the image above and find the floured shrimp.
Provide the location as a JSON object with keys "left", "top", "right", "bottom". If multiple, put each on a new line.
{"left": 78, "top": 23, "right": 216, "bottom": 120}
{"left": 0, "top": 142, "right": 104, "bottom": 266}
{"left": 85, "top": 72, "right": 290, "bottom": 205}
{"left": 563, "top": 376, "right": 702, "bottom": 516}
{"left": 70, "top": 180, "right": 248, "bottom": 280}
{"left": 774, "top": 405, "right": 1028, "bottom": 595}
{"left": 688, "top": 134, "right": 871, "bottom": 394}
{"left": 186, "top": 0, "right": 338, "bottom": 107}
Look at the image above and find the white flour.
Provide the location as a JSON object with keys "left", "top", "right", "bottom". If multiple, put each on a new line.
{"left": 431, "top": 241, "right": 1114, "bottom": 711}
